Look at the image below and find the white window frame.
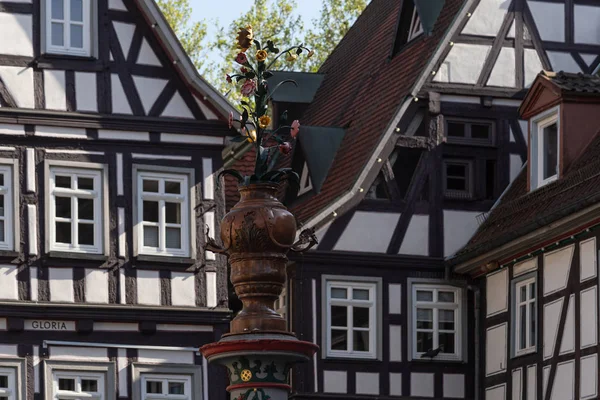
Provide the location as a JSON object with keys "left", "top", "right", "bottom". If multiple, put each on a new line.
{"left": 443, "top": 160, "right": 473, "bottom": 199}
{"left": 44, "top": 0, "right": 92, "bottom": 56}
{"left": 0, "top": 359, "right": 26, "bottom": 400}
{"left": 325, "top": 280, "right": 378, "bottom": 359}
{"left": 536, "top": 113, "right": 559, "bottom": 187}
{"left": 141, "top": 374, "right": 192, "bottom": 399}
{"left": 48, "top": 165, "right": 105, "bottom": 254}
{"left": 0, "top": 367, "right": 17, "bottom": 400}
{"left": 44, "top": 361, "right": 115, "bottom": 400}
{"left": 0, "top": 163, "right": 17, "bottom": 251}
{"left": 132, "top": 364, "right": 202, "bottom": 400}
{"left": 52, "top": 370, "right": 105, "bottom": 399}
{"left": 297, "top": 162, "right": 313, "bottom": 196}
{"left": 411, "top": 284, "right": 462, "bottom": 361}
{"left": 445, "top": 119, "right": 495, "bottom": 146}
{"left": 513, "top": 276, "right": 537, "bottom": 357}
{"left": 135, "top": 167, "right": 194, "bottom": 258}
{"left": 408, "top": 7, "right": 423, "bottom": 41}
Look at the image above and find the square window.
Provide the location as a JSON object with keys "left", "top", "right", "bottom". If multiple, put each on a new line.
{"left": 443, "top": 160, "right": 473, "bottom": 199}
{"left": 0, "top": 165, "right": 15, "bottom": 251}
{"left": 140, "top": 374, "right": 193, "bottom": 400}
{"left": 513, "top": 275, "right": 537, "bottom": 356}
{"left": 45, "top": 0, "right": 93, "bottom": 56}
{"left": 46, "top": 362, "right": 113, "bottom": 400}
{"left": 445, "top": 120, "right": 494, "bottom": 146}
{"left": 411, "top": 284, "right": 462, "bottom": 361}
{"left": 49, "top": 167, "right": 104, "bottom": 254}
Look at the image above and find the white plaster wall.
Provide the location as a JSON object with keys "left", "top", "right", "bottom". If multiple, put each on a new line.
{"left": 334, "top": 211, "right": 400, "bottom": 253}
{"left": 513, "top": 258, "right": 537, "bottom": 277}
{"left": 162, "top": 92, "right": 194, "bottom": 119}
{"left": 524, "top": 49, "right": 544, "bottom": 88}
{"left": 486, "top": 384, "right": 506, "bottom": 400}
{"left": 389, "top": 373, "right": 402, "bottom": 396}
{"left": 0, "top": 265, "right": 18, "bottom": 300}
{"left": 581, "top": 354, "right": 598, "bottom": 400}
{"left": 94, "top": 322, "right": 137, "bottom": 331}
{"left": 98, "top": 129, "right": 148, "bottom": 141}
{"left": 433, "top": 44, "right": 491, "bottom": 84}
{"left": 50, "top": 346, "right": 108, "bottom": 361}
{"left": 137, "top": 39, "right": 162, "bottom": 66}
{"left": 550, "top": 361, "right": 574, "bottom": 400}
{"left": 117, "top": 349, "right": 128, "bottom": 397}
{"left": 510, "top": 154, "right": 523, "bottom": 182}
{"left": 137, "top": 349, "right": 194, "bottom": 364}
{"left": 389, "top": 325, "right": 401, "bottom": 361}
{"left": 388, "top": 284, "right": 401, "bottom": 314}
{"left": 512, "top": 369, "right": 522, "bottom": 400}
{"left": 443, "top": 374, "right": 465, "bottom": 398}
{"left": 486, "top": 269, "right": 508, "bottom": 316}
{"left": 113, "top": 22, "right": 135, "bottom": 58}
{"left": 443, "top": 210, "right": 480, "bottom": 257}
{"left": 527, "top": 365, "right": 536, "bottom": 400}
{"left": 411, "top": 373, "right": 434, "bottom": 397}
{"left": 44, "top": 70, "right": 66, "bottom": 111}
{"left": 0, "top": 13, "right": 33, "bottom": 56}
{"left": 559, "top": 295, "right": 574, "bottom": 355}
{"left": 49, "top": 267, "right": 74, "bottom": 302}
{"left": 528, "top": 1, "right": 565, "bottom": 42}
{"left": 398, "top": 214, "right": 428, "bottom": 256}
{"left": 0, "top": 124, "right": 24, "bottom": 136}
{"left": 136, "top": 269, "right": 160, "bottom": 305}
{"left": 543, "top": 366, "right": 549, "bottom": 399}
{"left": 132, "top": 76, "right": 167, "bottom": 114}
{"left": 0, "top": 345, "right": 17, "bottom": 357}
{"left": 574, "top": 5, "right": 600, "bottom": 45}
{"left": 580, "top": 286, "right": 597, "bottom": 348}
{"left": 108, "top": 0, "right": 127, "bottom": 11}
{"left": 461, "top": 0, "right": 509, "bottom": 37}
{"left": 0, "top": 66, "right": 34, "bottom": 108}
{"left": 486, "top": 324, "right": 507, "bottom": 376}
{"left": 111, "top": 74, "right": 132, "bottom": 114}
{"left": 195, "top": 97, "right": 218, "bottom": 120}
{"left": 519, "top": 120, "right": 529, "bottom": 145}
{"left": 547, "top": 52, "right": 581, "bottom": 73}
{"left": 36, "top": 126, "right": 86, "bottom": 139}
{"left": 171, "top": 271, "right": 196, "bottom": 307}
{"left": 543, "top": 297, "right": 563, "bottom": 359}
{"left": 75, "top": 72, "right": 97, "bottom": 112}
{"left": 30, "top": 266, "right": 38, "bottom": 302}
{"left": 581, "top": 54, "right": 598, "bottom": 68}
{"left": 355, "top": 372, "right": 379, "bottom": 395}
{"left": 543, "top": 245, "right": 573, "bottom": 295}
{"left": 507, "top": 20, "right": 515, "bottom": 38}
{"left": 85, "top": 269, "right": 109, "bottom": 304}
{"left": 580, "top": 238, "right": 597, "bottom": 281}
{"left": 487, "top": 47, "right": 515, "bottom": 87}
{"left": 323, "top": 371, "right": 347, "bottom": 393}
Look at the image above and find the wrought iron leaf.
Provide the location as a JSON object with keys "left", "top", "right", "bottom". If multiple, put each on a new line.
{"left": 218, "top": 169, "right": 244, "bottom": 183}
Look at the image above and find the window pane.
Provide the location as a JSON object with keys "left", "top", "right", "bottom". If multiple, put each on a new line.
{"left": 353, "top": 330, "right": 369, "bottom": 351}
{"left": 51, "top": 0, "right": 64, "bottom": 19}
{"left": 143, "top": 226, "right": 159, "bottom": 247}
{"left": 168, "top": 382, "right": 185, "bottom": 395}
{"left": 165, "top": 181, "right": 181, "bottom": 194}
{"left": 520, "top": 304, "right": 526, "bottom": 349}
{"left": 0, "top": 174, "right": 5, "bottom": 186}
{"left": 56, "top": 197, "right": 71, "bottom": 218}
{"left": 330, "top": 288, "right": 347, "bottom": 299}
{"left": 447, "top": 164, "right": 466, "bottom": 177}
{"left": 0, "top": 221, "right": 5, "bottom": 242}
{"left": 416, "top": 308, "right": 433, "bottom": 329}
{"left": 55, "top": 175, "right": 71, "bottom": 188}
{"left": 439, "top": 309, "right": 455, "bottom": 330}
{"left": 81, "top": 379, "right": 98, "bottom": 392}
{"left": 51, "top": 22, "right": 64, "bottom": 46}
{"left": 331, "top": 305, "right": 347, "bottom": 327}
{"left": 417, "top": 331, "right": 433, "bottom": 352}
{"left": 165, "top": 202, "right": 181, "bottom": 224}
{"left": 143, "top": 201, "right": 158, "bottom": 222}
{"left": 165, "top": 227, "right": 181, "bottom": 248}
{"left": 353, "top": 307, "right": 369, "bottom": 329}
{"left": 352, "top": 288, "right": 369, "bottom": 300}
{"left": 78, "top": 198, "right": 94, "bottom": 220}
{"left": 146, "top": 381, "right": 162, "bottom": 394}
{"left": 416, "top": 290, "right": 433, "bottom": 302}
{"left": 58, "top": 378, "right": 75, "bottom": 391}
{"left": 438, "top": 291, "right": 455, "bottom": 303}
{"left": 0, "top": 375, "right": 7, "bottom": 388}
{"left": 0, "top": 195, "right": 4, "bottom": 217}
{"left": 331, "top": 329, "right": 347, "bottom": 350}
{"left": 439, "top": 332, "right": 455, "bottom": 353}
{"left": 530, "top": 282, "right": 536, "bottom": 300}
{"left": 143, "top": 180, "right": 159, "bottom": 192}
{"left": 70, "top": 24, "right": 83, "bottom": 48}
{"left": 543, "top": 123, "right": 558, "bottom": 180}
{"left": 530, "top": 302, "right": 536, "bottom": 348}
{"left": 471, "top": 124, "right": 491, "bottom": 139}
{"left": 520, "top": 285, "right": 527, "bottom": 303}
{"left": 78, "top": 177, "right": 94, "bottom": 190}
{"left": 70, "top": 0, "right": 83, "bottom": 21}
{"left": 447, "top": 122, "right": 465, "bottom": 137}
{"left": 56, "top": 222, "right": 71, "bottom": 243}
{"left": 447, "top": 178, "right": 466, "bottom": 191}
{"left": 78, "top": 223, "right": 94, "bottom": 245}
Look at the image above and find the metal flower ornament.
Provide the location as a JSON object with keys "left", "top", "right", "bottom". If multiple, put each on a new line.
{"left": 221, "top": 25, "right": 313, "bottom": 188}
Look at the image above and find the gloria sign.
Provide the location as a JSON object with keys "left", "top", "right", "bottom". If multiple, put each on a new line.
{"left": 25, "top": 320, "right": 75, "bottom": 331}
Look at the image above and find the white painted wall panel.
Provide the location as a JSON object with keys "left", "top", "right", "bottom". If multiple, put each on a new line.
{"left": 44, "top": 70, "right": 67, "bottom": 110}
{"left": 543, "top": 366, "right": 549, "bottom": 399}
{"left": 111, "top": 74, "right": 132, "bottom": 114}
{"left": 486, "top": 323, "right": 507, "bottom": 376}
{"left": 323, "top": 370, "right": 346, "bottom": 393}
{"left": 136, "top": 269, "right": 160, "bottom": 305}
{"left": 527, "top": 365, "right": 536, "bottom": 400}
{"left": 195, "top": 97, "right": 218, "bottom": 120}
{"left": 547, "top": 52, "right": 581, "bottom": 73}
{"left": 30, "top": 266, "right": 37, "bottom": 301}
{"left": 543, "top": 297, "right": 563, "bottom": 359}
{"left": 98, "top": 129, "right": 148, "bottom": 141}
{"left": 559, "top": 295, "right": 574, "bottom": 355}
{"left": 487, "top": 48, "right": 516, "bottom": 87}
{"left": 0, "top": 66, "right": 34, "bottom": 108}
{"left": 411, "top": 373, "right": 434, "bottom": 397}
{"left": 0, "top": 345, "right": 17, "bottom": 357}
{"left": 85, "top": 269, "right": 109, "bottom": 304}
{"left": 162, "top": 92, "right": 194, "bottom": 119}
{"left": 33, "top": 346, "right": 39, "bottom": 393}
{"left": 133, "top": 76, "right": 167, "bottom": 114}
{"left": 36, "top": 126, "right": 87, "bottom": 139}
{"left": 94, "top": 322, "right": 137, "bottom": 331}
{"left": 486, "top": 384, "right": 506, "bottom": 400}
{"left": 202, "top": 158, "right": 214, "bottom": 200}
{"left": 206, "top": 271, "right": 217, "bottom": 308}
{"left": 334, "top": 211, "right": 400, "bottom": 253}
{"left": 528, "top": 1, "right": 564, "bottom": 42}
{"left": 581, "top": 54, "right": 598, "bottom": 68}
{"left": 113, "top": 22, "right": 135, "bottom": 58}
{"left": 580, "top": 286, "right": 597, "bottom": 348}
{"left": 486, "top": 269, "right": 508, "bottom": 316}
{"left": 389, "top": 325, "right": 402, "bottom": 361}
{"left": 118, "top": 207, "right": 125, "bottom": 258}
{"left": 389, "top": 373, "right": 402, "bottom": 396}
{"left": 580, "top": 238, "right": 597, "bottom": 281}
{"left": 49, "top": 267, "right": 74, "bottom": 302}
{"left": 75, "top": 72, "right": 97, "bottom": 112}
{"left": 524, "top": 49, "right": 544, "bottom": 88}
{"left": 550, "top": 360, "right": 574, "bottom": 400}
{"left": 581, "top": 353, "right": 598, "bottom": 400}
{"left": 108, "top": 0, "right": 127, "bottom": 10}
{"left": 510, "top": 154, "right": 523, "bottom": 182}
{"left": 137, "top": 39, "right": 162, "bottom": 66}
{"left": 461, "top": 0, "right": 509, "bottom": 37}
{"left": 355, "top": 372, "right": 379, "bottom": 395}
{"left": 443, "top": 374, "right": 465, "bottom": 398}
{"left": 137, "top": 349, "right": 194, "bottom": 364}
{"left": 0, "top": 13, "right": 33, "bottom": 56}
{"left": 574, "top": 5, "right": 600, "bottom": 45}
{"left": 443, "top": 210, "right": 480, "bottom": 257}
{"left": 117, "top": 348, "right": 128, "bottom": 397}
{"left": 543, "top": 245, "right": 573, "bottom": 295}
{"left": 50, "top": 346, "right": 108, "bottom": 361}
{"left": 388, "top": 284, "right": 401, "bottom": 314}
{"left": 0, "top": 265, "right": 18, "bottom": 300}
{"left": 513, "top": 258, "right": 537, "bottom": 277}
{"left": 205, "top": 211, "right": 216, "bottom": 261}
{"left": 0, "top": 124, "right": 24, "bottom": 136}
{"left": 398, "top": 214, "right": 428, "bottom": 256}
{"left": 512, "top": 369, "right": 522, "bottom": 400}
{"left": 433, "top": 44, "right": 491, "bottom": 84}
{"left": 171, "top": 271, "right": 196, "bottom": 307}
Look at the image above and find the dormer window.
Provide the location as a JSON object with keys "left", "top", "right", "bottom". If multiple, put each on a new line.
{"left": 392, "top": 0, "right": 424, "bottom": 54}
{"left": 45, "top": 0, "right": 92, "bottom": 56}
{"left": 297, "top": 162, "right": 313, "bottom": 196}
{"left": 530, "top": 106, "right": 560, "bottom": 189}
{"left": 408, "top": 8, "right": 423, "bottom": 42}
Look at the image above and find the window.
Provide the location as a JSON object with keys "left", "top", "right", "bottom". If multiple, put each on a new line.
{"left": 0, "top": 367, "right": 16, "bottom": 400}
{"left": 530, "top": 107, "right": 560, "bottom": 189}
{"left": 45, "top": 361, "right": 114, "bottom": 400}
{"left": 45, "top": 0, "right": 92, "bottom": 56}
{"left": 443, "top": 160, "right": 473, "bottom": 199}
{"left": 298, "top": 162, "right": 313, "bottom": 196}
{"left": 0, "top": 165, "right": 14, "bottom": 251}
{"left": 132, "top": 365, "right": 201, "bottom": 400}
{"left": 408, "top": 7, "right": 423, "bottom": 41}
{"left": 325, "top": 280, "right": 377, "bottom": 359}
{"left": 446, "top": 120, "right": 495, "bottom": 146}
{"left": 141, "top": 375, "right": 191, "bottom": 399}
{"left": 392, "top": 0, "right": 424, "bottom": 54}
{"left": 411, "top": 284, "right": 462, "bottom": 361}
{"left": 136, "top": 170, "right": 191, "bottom": 257}
{"left": 49, "top": 167, "right": 104, "bottom": 254}
{"left": 513, "top": 276, "right": 536, "bottom": 356}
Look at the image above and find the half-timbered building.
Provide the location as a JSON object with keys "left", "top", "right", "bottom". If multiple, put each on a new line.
{"left": 0, "top": 0, "right": 234, "bottom": 398}
{"left": 222, "top": 0, "right": 600, "bottom": 398}
{"left": 450, "top": 71, "right": 600, "bottom": 400}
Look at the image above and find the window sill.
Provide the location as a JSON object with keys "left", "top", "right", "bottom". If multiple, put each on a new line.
{"left": 0, "top": 251, "right": 19, "bottom": 260}
{"left": 323, "top": 355, "right": 380, "bottom": 363}
{"left": 411, "top": 356, "right": 464, "bottom": 363}
{"left": 48, "top": 251, "right": 108, "bottom": 261}
{"left": 512, "top": 348, "right": 537, "bottom": 359}
{"left": 134, "top": 255, "right": 197, "bottom": 270}
{"left": 36, "top": 54, "right": 103, "bottom": 72}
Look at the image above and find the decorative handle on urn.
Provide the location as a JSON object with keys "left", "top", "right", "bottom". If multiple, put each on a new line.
{"left": 205, "top": 225, "right": 229, "bottom": 255}
{"left": 289, "top": 227, "right": 318, "bottom": 252}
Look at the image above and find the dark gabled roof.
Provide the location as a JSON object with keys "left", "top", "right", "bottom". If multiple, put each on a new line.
{"left": 544, "top": 71, "right": 600, "bottom": 94}
{"left": 268, "top": 72, "right": 325, "bottom": 103}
